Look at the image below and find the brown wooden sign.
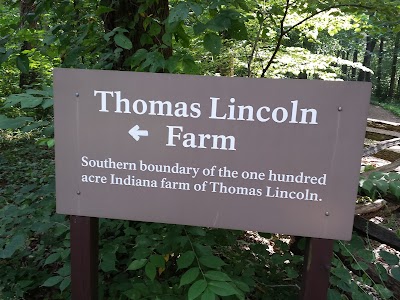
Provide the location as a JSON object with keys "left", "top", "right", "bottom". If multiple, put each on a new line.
{"left": 54, "top": 68, "right": 370, "bottom": 240}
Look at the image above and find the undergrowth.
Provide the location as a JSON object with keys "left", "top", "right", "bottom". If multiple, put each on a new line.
{"left": 0, "top": 130, "right": 399, "bottom": 299}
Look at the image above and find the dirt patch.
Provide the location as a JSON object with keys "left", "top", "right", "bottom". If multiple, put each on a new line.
{"left": 368, "top": 105, "right": 400, "bottom": 123}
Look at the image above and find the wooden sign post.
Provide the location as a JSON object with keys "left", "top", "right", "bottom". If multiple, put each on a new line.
{"left": 70, "top": 216, "right": 98, "bottom": 300}
{"left": 300, "top": 238, "right": 334, "bottom": 300}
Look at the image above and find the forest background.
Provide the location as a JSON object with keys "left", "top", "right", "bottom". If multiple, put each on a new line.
{"left": 1, "top": 0, "right": 400, "bottom": 299}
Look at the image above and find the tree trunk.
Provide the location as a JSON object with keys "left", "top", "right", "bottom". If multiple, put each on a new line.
{"left": 100, "top": 0, "right": 170, "bottom": 71}
{"left": 397, "top": 76, "right": 400, "bottom": 98}
{"left": 19, "top": 0, "right": 37, "bottom": 88}
{"left": 341, "top": 51, "right": 349, "bottom": 79}
{"left": 351, "top": 50, "right": 358, "bottom": 80}
{"left": 358, "top": 35, "right": 376, "bottom": 82}
{"left": 388, "top": 32, "right": 400, "bottom": 99}
{"left": 376, "top": 37, "right": 385, "bottom": 97}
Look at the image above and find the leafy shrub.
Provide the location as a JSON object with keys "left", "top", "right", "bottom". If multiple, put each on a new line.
{"left": 359, "top": 172, "right": 400, "bottom": 200}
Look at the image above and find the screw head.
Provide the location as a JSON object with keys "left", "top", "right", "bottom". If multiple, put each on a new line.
{"left": 75, "top": 92, "right": 79, "bottom": 97}
{"left": 76, "top": 191, "right": 81, "bottom": 195}
{"left": 325, "top": 212, "right": 330, "bottom": 216}
{"left": 338, "top": 106, "right": 342, "bottom": 111}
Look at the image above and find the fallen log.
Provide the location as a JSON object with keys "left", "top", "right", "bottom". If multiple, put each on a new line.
{"left": 367, "top": 118, "right": 400, "bottom": 133}
{"left": 366, "top": 127, "right": 400, "bottom": 139}
{"left": 355, "top": 200, "right": 387, "bottom": 215}
{"left": 353, "top": 215, "right": 400, "bottom": 251}
{"left": 361, "top": 158, "right": 400, "bottom": 177}
{"left": 363, "top": 138, "right": 400, "bottom": 157}
{"left": 370, "top": 149, "right": 400, "bottom": 163}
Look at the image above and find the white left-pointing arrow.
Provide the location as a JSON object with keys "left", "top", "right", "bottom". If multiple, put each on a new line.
{"left": 128, "top": 125, "right": 149, "bottom": 141}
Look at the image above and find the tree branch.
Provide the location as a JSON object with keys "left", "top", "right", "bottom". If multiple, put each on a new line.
{"left": 260, "top": 0, "right": 290, "bottom": 78}
{"left": 284, "top": 4, "right": 371, "bottom": 36}
{"left": 260, "top": 3, "right": 372, "bottom": 77}
{"left": 247, "top": 14, "right": 268, "bottom": 77}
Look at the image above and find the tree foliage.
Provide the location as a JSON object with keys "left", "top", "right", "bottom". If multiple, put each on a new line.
{"left": 1, "top": 0, "right": 400, "bottom": 299}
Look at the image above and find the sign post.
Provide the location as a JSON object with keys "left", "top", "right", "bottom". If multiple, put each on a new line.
{"left": 300, "top": 238, "right": 334, "bottom": 300}
{"left": 70, "top": 216, "right": 98, "bottom": 300}
{"left": 54, "top": 69, "right": 371, "bottom": 299}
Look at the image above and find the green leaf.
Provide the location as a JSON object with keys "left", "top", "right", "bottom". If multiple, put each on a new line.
{"left": 4, "top": 94, "right": 23, "bottom": 107}
{"left": 285, "top": 266, "right": 299, "bottom": 278}
{"left": 0, "top": 49, "right": 12, "bottom": 64}
{"left": 206, "top": 16, "right": 231, "bottom": 31}
{"left": 360, "top": 179, "right": 374, "bottom": 193}
{"left": 42, "top": 276, "right": 63, "bottom": 287}
{"left": 21, "top": 97, "right": 43, "bottom": 108}
{"left": 349, "top": 234, "right": 364, "bottom": 251}
{"left": 331, "top": 266, "right": 351, "bottom": 283}
{"left": 389, "top": 181, "right": 400, "bottom": 199}
{"left": 44, "top": 253, "right": 61, "bottom": 265}
{"left": 57, "top": 264, "right": 71, "bottom": 276}
{"left": 199, "top": 255, "right": 226, "bottom": 269}
{"left": 63, "top": 47, "right": 83, "bottom": 66}
{"left": 201, "top": 288, "right": 216, "bottom": 300}
{"left": 391, "top": 267, "right": 400, "bottom": 281}
{"left": 47, "top": 139, "right": 55, "bottom": 148}
{"left": 203, "top": 33, "right": 221, "bottom": 56}
{"left": 180, "top": 267, "right": 200, "bottom": 287}
{"left": 104, "top": 31, "right": 116, "bottom": 42}
{"left": 129, "top": 49, "right": 148, "bottom": 66}
{"left": 42, "top": 99, "right": 54, "bottom": 109}
{"left": 127, "top": 259, "right": 147, "bottom": 270}
{"left": 169, "top": 2, "right": 190, "bottom": 23}
{"left": 234, "top": 280, "right": 250, "bottom": 293}
{"left": 175, "top": 23, "right": 190, "bottom": 47}
{"left": 162, "top": 33, "right": 172, "bottom": 46}
{"left": 187, "top": 227, "right": 206, "bottom": 236}
{"left": 208, "top": 281, "right": 237, "bottom": 296}
{"left": 368, "top": 172, "right": 386, "bottom": 180}
{"left": 148, "top": 23, "right": 161, "bottom": 36}
{"left": 357, "top": 249, "right": 374, "bottom": 262}
{"left": 165, "top": 55, "right": 179, "bottom": 72}
{"left": 141, "top": 51, "right": 165, "bottom": 72}
{"left": 16, "top": 54, "right": 29, "bottom": 74}
{"left": 43, "top": 34, "right": 57, "bottom": 45}
{"left": 372, "top": 179, "right": 388, "bottom": 194}
{"left": 140, "top": 33, "right": 153, "bottom": 46}
{"left": 374, "top": 284, "right": 393, "bottom": 299}
{"left": 150, "top": 254, "right": 165, "bottom": 268}
{"left": 0, "top": 234, "right": 26, "bottom": 258}
{"left": 204, "top": 270, "right": 231, "bottom": 281}
{"left": 388, "top": 172, "right": 400, "bottom": 181}
{"left": 114, "top": 34, "right": 133, "bottom": 50}
{"left": 193, "top": 23, "right": 207, "bottom": 35}
{"left": 379, "top": 250, "right": 399, "bottom": 265}
{"left": 350, "top": 286, "right": 373, "bottom": 300}
{"left": 188, "top": 279, "right": 207, "bottom": 300}
{"left": 177, "top": 251, "right": 195, "bottom": 269}
{"left": 100, "top": 252, "right": 116, "bottom": 272}
{"left": 0, "top": 116, "right": 33, "bottom": 129}
{"left": 96, "top": 6, "right": 115, "bottom": 15}
{"left": 375, "top": 264, "right": 389, "bottom": 281}
{"left": 182, "top": 56, "right": 198, "bottom": 74}
{"left": 59, "top": 277, "right": 71, "bottom": 292}
{"left": 351, "top": 261, "right": 369, "bottom": 271}
{"left": 145, "top": 262, "right": 156, "bottom": 280}
{"left": 189, "top": 2, "right": 203, "bottom": 15}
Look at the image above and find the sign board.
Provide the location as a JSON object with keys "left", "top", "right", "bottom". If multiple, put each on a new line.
{"left": 54, "top": 68, "right": 370, "bottom": 240}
